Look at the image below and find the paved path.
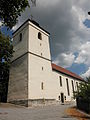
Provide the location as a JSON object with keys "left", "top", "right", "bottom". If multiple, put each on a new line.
{"left": 0, "top": 103, "right": 77, "bottom": 120}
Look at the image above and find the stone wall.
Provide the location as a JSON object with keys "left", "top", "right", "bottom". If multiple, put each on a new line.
{"left": 7, "top": 54, "right": 28, "bottom": 103}
{"left": 28, "top": 99, "right": 57, "bottom": 107}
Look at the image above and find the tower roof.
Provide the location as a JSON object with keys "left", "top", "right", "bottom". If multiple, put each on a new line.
{"left": 13, "top": 19, "right": 50, "bottom": 35}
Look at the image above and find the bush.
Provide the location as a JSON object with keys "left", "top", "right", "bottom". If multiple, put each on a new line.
{"left": 75, "top": 77, "right": 90, "bottom": 113}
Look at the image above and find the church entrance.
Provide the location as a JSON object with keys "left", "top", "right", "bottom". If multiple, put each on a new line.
{"left": 61, "top": 93, "right": 64, "bottom": 103}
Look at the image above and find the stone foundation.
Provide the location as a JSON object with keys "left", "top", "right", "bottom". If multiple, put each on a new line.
{"left": 8, "top": 99, "right": 58, "bottom": 107}
{"left": 28, "top": 99, "right": 57, "bottom": 107}
{"left": 8, "top": 100, "right": 28, "bottom": 107}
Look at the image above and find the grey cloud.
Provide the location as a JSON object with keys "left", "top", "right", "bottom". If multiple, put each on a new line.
{"left": 73, "top": 0, "right": 90, "bottom": 12}
{"left": 16, "top": 0, "right": 90, "bottom": 68}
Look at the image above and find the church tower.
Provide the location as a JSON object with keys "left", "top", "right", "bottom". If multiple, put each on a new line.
{"left": 8, "top": 19, "right": 53, "bottom": 106}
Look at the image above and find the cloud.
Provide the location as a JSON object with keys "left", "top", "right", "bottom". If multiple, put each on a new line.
{"left": 12, "top": 0, "right": 90, "bottom": 75}
{"left": 53, "top": 53, "right": 75, "bottom": 68}
{"left": 75, "top": 42, "right": 90, "bottom": 66}
{"left": 12, "top": 17, "right": 24, "bottom": 31}
{"left": 81, "top": 67, "right": 90, "bottom": 78}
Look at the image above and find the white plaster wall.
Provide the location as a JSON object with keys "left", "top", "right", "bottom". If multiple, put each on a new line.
{"left": 51, "top": 70, "right": 81, "bottom": 102}
{"left": 12, "top": 22, "right": 29, "bottom": 61}
{"left": 8, "top": 19, "right": 82, "bottom": 104}
{"left": 8, "top": 22, "right": 29, "bottom": 102}
{"left": 28, "top": 21, "right": 54, "bottom": 99}
{"left": 28, "top": 51, "right": 81, "bottom": 101}
{"left": 28, "top": 22, "right": 51, "bottom": 60}
{"left": 28, "top": 54, "right": 55, "bottom": 99}
{"left": 27, "top": 21, "right": 81, "bottom": 101}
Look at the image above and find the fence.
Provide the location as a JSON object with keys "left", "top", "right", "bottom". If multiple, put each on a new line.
{"left": 76, "top": 97, "right": 90, "bottom": 113}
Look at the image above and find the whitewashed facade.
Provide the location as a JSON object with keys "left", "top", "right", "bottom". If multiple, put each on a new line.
{"left": 51, "top": 64, "right": 82, "bottom": 102}
{"left": 7, "top": 19, "right": 84, "bottom": 106}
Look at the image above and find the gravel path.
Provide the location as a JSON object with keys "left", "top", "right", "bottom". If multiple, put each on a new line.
{"left": 0, "top": 103, "right": 77, "bottom": 120}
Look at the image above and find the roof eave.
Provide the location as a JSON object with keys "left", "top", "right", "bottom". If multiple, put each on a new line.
{"left": 12, "top": 19, "right": 50, "bottom": 35}
{"left": 52, "top": 68, "right": 84, "bottom": 81}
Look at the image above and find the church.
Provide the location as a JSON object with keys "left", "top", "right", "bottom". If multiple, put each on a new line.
{"left": 7, "top": 19, "right": 84, "bottom": 107}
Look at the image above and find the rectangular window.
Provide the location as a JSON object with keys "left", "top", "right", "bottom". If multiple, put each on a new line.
{"left": 59, "top": 76, "right": 62, "bottom": 86}
{"left": 76, "top": 82, "right": 78, "bottom": 90}
{"left": 41, "top": 82, "right": 44, "bottom": 90}
{"left": 72, "top": 80, "right": 74, "bottom": 94}
{"left": 66, "top": 78, "right": 70, "bottom": 96}
{"left": 19, "top": 33, "right": 22, "bottom": 41}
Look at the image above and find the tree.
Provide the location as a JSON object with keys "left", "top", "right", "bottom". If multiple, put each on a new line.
{"left": 74, "top": 77, "right": 90, "bottom": 113}
{"left": 0, "top": 31, "right": 14, "bottom": 102}
{"left": 75, "top": 77, "right": 90, "bottom": 100}
{"left": 0, "top": 0, "right": 37, "bottom": 29}
{"left": 0, "top": 0, "right": 29, "bottom": 29}
{"left": 0, "top": 31, "right": 13, "bottom": 66}
{"left": 86, "top": 76, "right": 90, "bottom": 83}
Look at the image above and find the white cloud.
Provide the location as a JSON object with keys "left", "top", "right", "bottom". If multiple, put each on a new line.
{"left": 54, "top": 53, "right": 75, "bottom": 68}
{"left": 75, "top": 42, "right": 90, "bottom": 66}
{"left": 71, "top": 5, "right": 86, "bottom": 29}
{"left": 81, "top": 67, "right": 90, "bottom": 78}
{"left": 12, "top": 0, "right": 90, "bottom": 74}
{"left": 12, "top": 24, "right": 19, "bottom": 31}
{"left": 12, "top": 18, "right": 23, "bottom": 31}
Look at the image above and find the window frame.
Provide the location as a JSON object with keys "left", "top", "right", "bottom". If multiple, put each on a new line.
{"left": 41, "top": 82, "right": 44, "bottom": 90}
{"left": 72, "top": 80, "right": 74, "bottom": 94}
{"left": 76, "top": 82, "right": 78, "bottom": 90}
{"left": 59, "top": 76, "right": 62, "bottom": 87}
{"left": 19, "top": 33, "right": 22, "bottom": 41}
{"left": 66, "top": 78, "right": 70, "bottom": 96}
{"left": 38, "top": 32, "right": 42, "bottom": 40}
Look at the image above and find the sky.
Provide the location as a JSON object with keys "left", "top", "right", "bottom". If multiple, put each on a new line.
{"left": 1, "top": 0, "right": 90, "bottom": 78}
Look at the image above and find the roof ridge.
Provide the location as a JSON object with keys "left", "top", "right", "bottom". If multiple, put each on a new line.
{"left": 52, "top": 63, "right": 84, "bottom": 81}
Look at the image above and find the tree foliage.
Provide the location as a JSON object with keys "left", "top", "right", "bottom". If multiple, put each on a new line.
{"left": 0, "top": 0, "right": 29, "bottom": 28}
{"left": 75, "top": 77, "right": 90, "bottom": 100}
{"left": 0, "top": 31, "right": 14, "bottom": 68}
{"left": 0, "top": 31, "right": 14, "bottom": 101}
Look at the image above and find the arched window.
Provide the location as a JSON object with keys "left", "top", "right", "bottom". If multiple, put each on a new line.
{"left": 38, "top": 32, "right": 42, "bottom": 40}
{"left": 19, "top": 33, "right": 22, "bottom": 41}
